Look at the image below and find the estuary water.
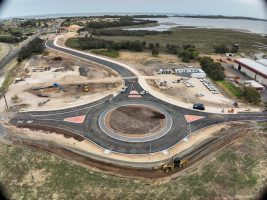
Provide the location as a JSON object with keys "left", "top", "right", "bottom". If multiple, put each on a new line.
{"left": 127, "top": 17, "right": 267, "bottom": 35}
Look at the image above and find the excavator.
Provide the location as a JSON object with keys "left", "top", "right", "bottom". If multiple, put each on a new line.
{"left": 162, "top": 157, "right": 189, "bottom": 172}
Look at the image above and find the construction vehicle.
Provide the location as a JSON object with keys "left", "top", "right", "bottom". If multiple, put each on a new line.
{"left": 162, "top": 157, "right": 189, "bottom": 172}
{"left": 24, "top": 68, "right": 30, "bottom": 73}
{"left": 228, "top": 108, "right": 234, "bottom": 113}
{"left": 83, "top": 84, "right": 89, "bottom": 92}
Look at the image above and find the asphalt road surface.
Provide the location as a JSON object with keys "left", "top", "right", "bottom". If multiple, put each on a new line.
{"left": 9, "top": 39, "right": 267, "bottom": 154}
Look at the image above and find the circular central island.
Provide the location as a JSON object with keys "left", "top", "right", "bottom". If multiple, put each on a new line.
{"left": 98, "top": 102, "right": 173, "bottom": 142}
{"left": 106, "top": 105, "right": 166, "bottom": 136}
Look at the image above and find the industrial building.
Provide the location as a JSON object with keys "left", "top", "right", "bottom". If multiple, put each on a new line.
{"left": 241, "top": 80, "right": 265, "bottom": 91}
{"left": 158, "top": 69, "right": 172, "bottom": 74}
{"left": 234, "top": 58, "right": 267, "bottom": 86}
{"left": 175, "top": 68, "right": 206, "bottom": 78}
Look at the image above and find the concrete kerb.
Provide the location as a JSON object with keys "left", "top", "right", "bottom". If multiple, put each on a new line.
{"left": 9, "top": 123, "right": 170, "bottom": 169}
{"left": 98, "top": 102, "right": 173, "bottom": 142}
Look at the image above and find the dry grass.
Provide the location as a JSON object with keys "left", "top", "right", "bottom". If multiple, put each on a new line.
{"left": 0, "top": 122, "right": 266, "bottom": 200}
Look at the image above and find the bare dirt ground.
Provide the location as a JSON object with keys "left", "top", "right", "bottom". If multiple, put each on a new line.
{"left": 114, "top": 51, "right": 199, "bottom": 76}
{"left": 0, "top": 50, "right": 122, "bottom": 112}
{"left": 113, "top": 52, "right": 230, "bottom": 107}
{"left": 106, "top": 105, "right": 166, "bottom": 135}
{"left": 111, "top": 51, "right": 259, "bottom": 111}
{"left": 147, "top": 76, "right": 233, "bottom": 107}
{"left": 57, "top": 32, "right": 77, "bottom": 46}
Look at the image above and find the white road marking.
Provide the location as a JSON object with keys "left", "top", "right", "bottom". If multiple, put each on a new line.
{"left": 162, "top": 150, "right": 169, "bottom": 155}
{"left": 104, "top": 149, "right": 111, "bottom": 154}
{"left": 183, "top": 137, "right": 189, "bottom": 142}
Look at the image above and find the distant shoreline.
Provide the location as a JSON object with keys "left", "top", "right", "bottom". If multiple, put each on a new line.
{"left": 1, "top": 13, "right": 266, "bottom": 22}
{"left": 176, "top": 15, "right": 267, "bottom": 22}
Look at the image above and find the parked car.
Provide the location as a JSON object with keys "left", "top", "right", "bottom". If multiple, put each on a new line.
{"left": 140, "top": 90, "right": 146, "bottom": 95}
{"left": 121, "top": 86, "right": 128, "bottom": 93}
{"left": 195, "top": 93, "right": 204, "bottom": 97}
{"left": 193, "top": 103, "right": 205, "bottom": 110}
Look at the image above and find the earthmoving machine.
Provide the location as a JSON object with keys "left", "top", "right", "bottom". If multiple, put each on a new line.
{"left": 162, "top": 157, "right": 189, "bottom": 172}
{"left": 228, "top": 108, "right": 235, "bottom": 113}
{"left": 83, "top": 84, "right": 89, "bottom": 92}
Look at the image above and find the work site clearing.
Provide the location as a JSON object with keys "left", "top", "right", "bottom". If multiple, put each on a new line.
{"left": 1, "top": 20, "right": 267, "bottom": 200}
{"left": 0, "top": 50, "right": 122, "bottom": 112}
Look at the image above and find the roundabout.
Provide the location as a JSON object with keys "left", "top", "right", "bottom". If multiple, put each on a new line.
{"left": 9, "top": 37, "right": 267, "bottom": 156}
{"left": 98, "top": 102, "right": 173, "bottom": 142}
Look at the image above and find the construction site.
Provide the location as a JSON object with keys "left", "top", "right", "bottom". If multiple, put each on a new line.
{"left": 0, "top": 15, "right": 267, "bottom": 200}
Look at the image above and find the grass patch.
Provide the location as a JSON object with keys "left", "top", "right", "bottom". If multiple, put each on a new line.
{"left": 91, "top": 49, "right": 119, "bottom": 58}
{"left": 216, "top": 80, "right": 242, "bottom": 98}
{"left": 0, "top": 60, "right": 20, "bottom": 94}
{"left": 65, "top": 38, "right": 80, "bottom": 49}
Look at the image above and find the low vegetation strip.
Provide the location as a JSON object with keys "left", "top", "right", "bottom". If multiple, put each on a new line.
{"left": 90, "top": 29, "right": 172, "bottom": 36}
{"left": 216, "top": 80, "right": 261, "bottom": 105}
{"left": 91, "top": 49, "right": 119, "bottom": 58}
{"left": 0, "top": 60, "right": 20, "bottom": 94}
{"left": 216, "top": 81, "right": 242, "bottom": 98}
{"left": 0, "top": 35, "right": 20, "bottom": 44}
{"left": 97, "top": 28, "right": 267, "bottom": 54}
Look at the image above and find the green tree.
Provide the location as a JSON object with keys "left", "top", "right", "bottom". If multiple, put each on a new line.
{"left": 148, "top": 43, "right": 155, "bottom": 50}
{"left": 151, "top": 48, "right": 159, "bottom": 56}
{"left": 18, "top": 38, "right": 44, "bottom": 60}
{"left": 231, "top": 44, "right": 239, "bottom": 53}
{"left": 199, "top": 56, "right": 225, "bottom": 81}
{"left": 179, "top": 48, "right": 199, "bottom": 63}
{"left": 241, "top": 86, "right": 261, "bottom": 105}
{"left": 214, "top": 45, "right": 230, "bottom": 54}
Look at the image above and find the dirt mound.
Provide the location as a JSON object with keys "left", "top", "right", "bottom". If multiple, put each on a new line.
{"left": 106, "top": 105, "right": 166, "bottom": 135}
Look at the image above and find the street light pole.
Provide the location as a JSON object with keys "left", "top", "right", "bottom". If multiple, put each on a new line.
{"left": 188, "top": 122, "right": 191, "bottom": 134}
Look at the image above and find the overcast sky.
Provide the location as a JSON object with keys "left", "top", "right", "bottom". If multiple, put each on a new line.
{"left": 0, "top": 0, "right": 266, "bottom": 19}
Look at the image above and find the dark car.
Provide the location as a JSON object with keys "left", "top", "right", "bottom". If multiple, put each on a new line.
{"left": 193, "top": 103, "right": 205, "bottom": 110}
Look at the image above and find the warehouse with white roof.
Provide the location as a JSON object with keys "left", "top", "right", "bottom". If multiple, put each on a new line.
{"left": 234, "top": 58, "right": 267, "bottom": 86}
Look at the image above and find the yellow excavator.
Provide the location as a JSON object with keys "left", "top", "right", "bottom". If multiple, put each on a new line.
{"left": 83, "top": 84, "right": 89, "bottom": 92}
{"left": 162, "top": 157, "right": 189, "bottom": 172}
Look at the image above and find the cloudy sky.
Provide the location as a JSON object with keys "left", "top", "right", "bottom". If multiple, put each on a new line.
{"left": 0, "top": 0, "right": 266, "bottom": 19}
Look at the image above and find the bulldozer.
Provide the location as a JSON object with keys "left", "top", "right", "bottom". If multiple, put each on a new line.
{"left": 162, "top": 157, "right": 189, "bottom": 172}
{"left": 83, "top": 84, "right": 89, "bottom": 92}
{"left": 228, "top": 108, "right": 234, "bottom": 113}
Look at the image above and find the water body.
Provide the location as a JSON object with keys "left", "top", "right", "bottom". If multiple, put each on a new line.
{"left": 127, "top": 17, "right": 267, "bottom": 35}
